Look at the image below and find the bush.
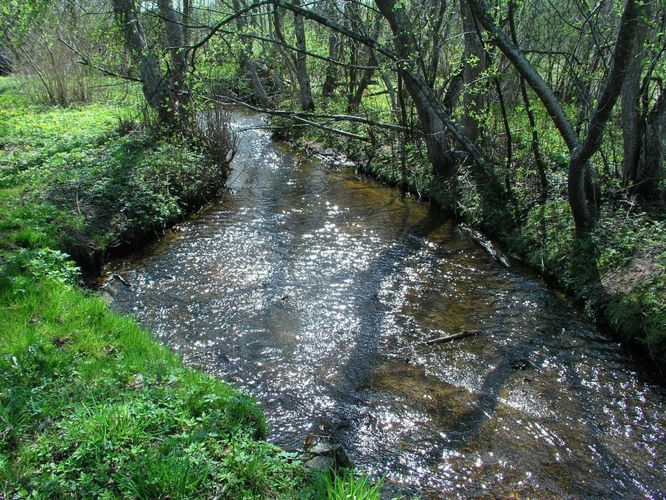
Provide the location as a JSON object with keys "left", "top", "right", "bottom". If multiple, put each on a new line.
{"left": 195, "top": 105, "right": 237, "bottom": 167}
{"left": 1, "top": 248, "right": 79, "bottom": 288}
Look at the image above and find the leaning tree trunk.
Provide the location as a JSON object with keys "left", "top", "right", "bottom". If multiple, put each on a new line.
{"left": 467, "top": 0, "right": 641, "bottom": 238}
{"left": 375, "top": 0, "right": 456, "bottom": 180}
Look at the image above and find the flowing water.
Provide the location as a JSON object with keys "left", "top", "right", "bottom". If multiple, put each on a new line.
{"left": 105, "top": 110, "right": 665, "bottom": 498}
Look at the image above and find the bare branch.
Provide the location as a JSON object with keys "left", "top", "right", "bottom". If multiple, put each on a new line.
{"left": 57, "top": 37, "right": 142, "bottom": 83}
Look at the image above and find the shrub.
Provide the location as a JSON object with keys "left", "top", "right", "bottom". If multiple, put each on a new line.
{"left": 195, "top": 105, "right": 237, "bottom": 167}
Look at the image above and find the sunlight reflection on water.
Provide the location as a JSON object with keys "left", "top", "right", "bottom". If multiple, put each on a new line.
{"left": 107, "top": 110, "right": 666, "bottom": 498}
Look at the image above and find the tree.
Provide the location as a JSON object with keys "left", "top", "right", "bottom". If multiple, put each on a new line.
{"left": 113, "top": 0, "right": 173, "bottom": 123}
{"left": 292, "top": 0, "right": 314, "bottom": 110}
{"left": 233, "top": 0, "right": 274, "bottom": 108}
{"left": 375, "top": 0, "right": 456, "bottom": 180}
{"left": 467, "top": 0, "right": 643, "bottom": 237}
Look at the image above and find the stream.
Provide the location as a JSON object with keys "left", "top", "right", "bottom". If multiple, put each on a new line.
{"left": 105, "top": 110, "right": 665, "bottom": 498}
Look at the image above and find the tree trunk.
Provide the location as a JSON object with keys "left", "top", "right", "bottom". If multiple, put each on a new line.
{"left": 621, "top": 9, "right": 663, "bottom": 201}
{"left": 271, "top": 5, "right": 298, "bottom": 96}
{"left": 322, "top": 31, "right": 340, "bottom": 97}
{"left": 426, "top": 0, "right": 449, "bottom": 87}
{"left": 233, "top": 0, "right": 273, "bottom": 108}
{"left": 567, "top": 0, "right": 641, "bottom": 237}
{"left": 293, "top": 0, "right": 314, "bottom": 111}
{"left": 508, "top": 0, "right": 547, "bottom": 198}
{"left": 467, "top": 0, "right": 641, "bottom": 237}
{"left": 157, "top": 0, "right": 189, "bottom": 120}
{"left": 381, "top": 71, "right": 400, "bottom": 121}
{"left": 375, "top": 0, "right": 456, "bottom": 180}
{"left": 0, "top": 47, "right": 11, "bottom": 75}
{"left": 182, "top": 0, "right": 191, "bottom": 46}
{"left": 113, "top": 0, "right": 172, "bottom": 123}
{"left": 636, "top": 91, "right": 665, "bottom": 200}
{"left": 348, "top": 60, "right": 376, "bottom": 113}
{"left": 460, "top": 0, "right": 485, "bottom": 143}
{"left": 620, "top": 39, "right": 644, "bottom": 187}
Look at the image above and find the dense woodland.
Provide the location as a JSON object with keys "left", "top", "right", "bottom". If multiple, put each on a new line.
{"left": 6, "top": 0, "right": 661, "bottom": 354}
{"left": 4, "top": 0, "right": 664, "bottom": 210}
{"left": 0, "top": 0, "right": 665, "bottom": 496}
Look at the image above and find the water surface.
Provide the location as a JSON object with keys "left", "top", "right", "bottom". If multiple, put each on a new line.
{"left": 106, "top": 111, "right": 666, "bottom": 497}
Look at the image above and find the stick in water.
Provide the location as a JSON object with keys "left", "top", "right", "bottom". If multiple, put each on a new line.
{"left": 423, "top": 330, "right": 480, "bottom": 345}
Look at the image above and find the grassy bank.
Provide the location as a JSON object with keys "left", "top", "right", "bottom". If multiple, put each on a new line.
{"left": 276, "top": 103, "right": 666, "bottom": 373}
{"left": 0, "top": 78, "right": 231, "bottom": 276}
{"left": 0, "top": 76, "right": 304, "bottom": 497}
{"left": 0, "top": 77, "right": 382, "bottom": 497}
{"left": 0, "top": 276, "right": 306, "bottom": 497}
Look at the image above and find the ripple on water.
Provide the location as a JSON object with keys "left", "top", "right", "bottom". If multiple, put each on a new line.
{"left": 106, "top": 110, "right": 666, "bottom": 498}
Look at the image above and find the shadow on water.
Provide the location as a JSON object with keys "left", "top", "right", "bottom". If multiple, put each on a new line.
{"left": 105, "top": 110, "right": 666, "bottom": 498}
{"left": 330, "top": 204, "right": 444, "bottom": 398}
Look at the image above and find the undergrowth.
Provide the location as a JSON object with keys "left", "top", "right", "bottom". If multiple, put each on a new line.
{"left": 0, "top": 77, "right": 228, "bottom": 275}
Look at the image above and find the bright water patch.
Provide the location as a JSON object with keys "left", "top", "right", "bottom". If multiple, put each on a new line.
{"left": 107, "top": 110, "right": 666, "bottom": 497}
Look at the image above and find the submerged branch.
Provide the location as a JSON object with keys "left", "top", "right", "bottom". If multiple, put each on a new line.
{"left": 423, "top": 330, "right": 480, "bottom": 345}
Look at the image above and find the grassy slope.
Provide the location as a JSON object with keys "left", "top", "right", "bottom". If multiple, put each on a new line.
{"left": 0, "top": 78, "right": 232, "bottom": 275}
{"left": 0, "top": 77, "right": 311, "bottom": 497}
{"left": 0, "top": 278, "right": 304, "bottom": 497}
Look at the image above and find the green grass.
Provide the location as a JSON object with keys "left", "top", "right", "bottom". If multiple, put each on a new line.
{"left": 0, "top": 275, "right": 306, "bottom": 497}
{"left": 309, "top": 471, "right": 383, "bottom": 499}
{"left": 0, "top": 76, "right": 384, "bottom": 497}
{"left": 0, "top": 76, "right": 228, "bottom": 273}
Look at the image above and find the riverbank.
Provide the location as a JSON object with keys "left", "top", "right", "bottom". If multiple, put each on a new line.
{"left": 0, "top": 77, "right": 371, "bottom": 497}
{"left": 0, "top": 78, "right": 232, "bottom": 277}
{"left": 276, "top": 116, "right": 665, "bottom": 377}
{"left": 104, "top": 108, "right": 666, "bottom": 497}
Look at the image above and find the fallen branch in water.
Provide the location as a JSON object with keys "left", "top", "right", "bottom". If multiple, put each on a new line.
{"left": 110, "top": 273, "right": 131, "bottom": 288}
{"left": 423, "top": 330, "right": 480, "bottom": 345}
{"left": 459, "top": 225, "right": 511, "bottom": 268}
